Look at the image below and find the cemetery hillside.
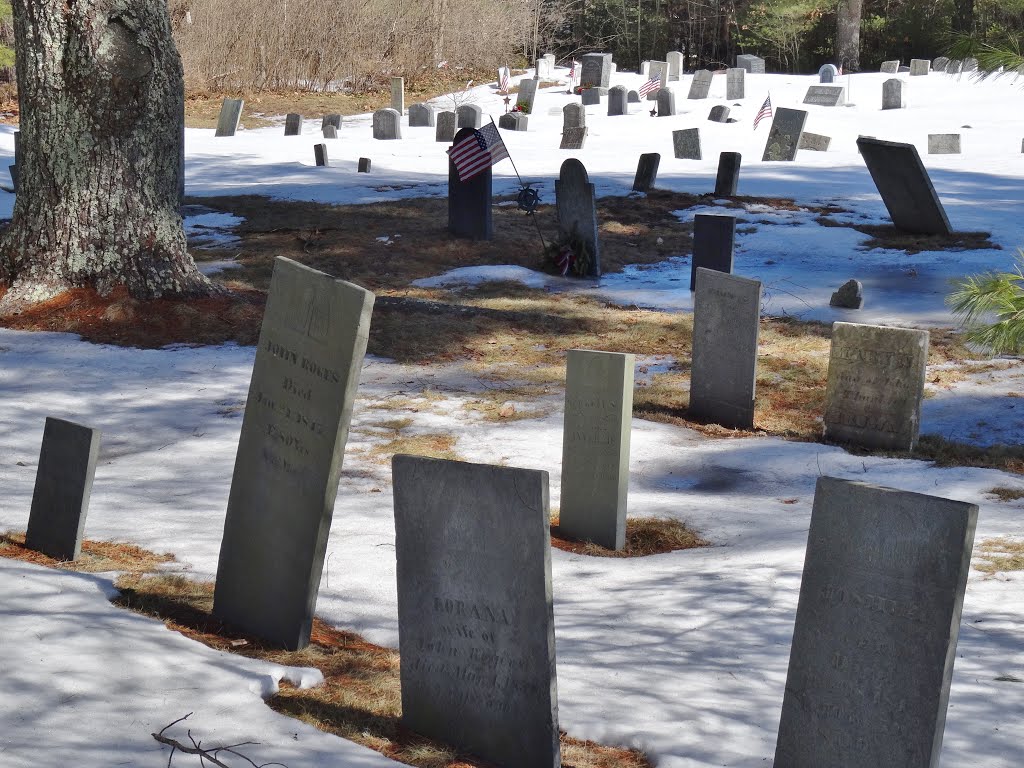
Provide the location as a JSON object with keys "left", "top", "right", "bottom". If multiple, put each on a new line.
{"left": 1, "top": 16, "right": 1024, "bottom": 768}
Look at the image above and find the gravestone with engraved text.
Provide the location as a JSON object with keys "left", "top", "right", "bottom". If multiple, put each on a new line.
{"left": 673, "top": 128, "right": 701, "bottom": 160}
{"left": 928, "top": 134, "right": 961, "bottom": 154}
{"left": 880, "top": 60, "right": 900, "bottom": 74}
{"left": 762, "top": 107, "right": 807, "bottom": 161}
{"left": 657, "top": 88, "right": 676, "bottom": 116}
{"left": 321, "top": 114, "right": 341, "bottom": 132}
{"left": 647, "top": 60, "right": 668, "bottom": 97}
{"left": 726, "top": 68, "right": 745, "bottom": 99}
{"left": 456, "top": 104, "right": 483, "bottom": 129}
{"left": 608, "top": 85, "right": 628, "bottom": 116}
{"left": 803, "top": 85, "right": 845, "bottom": 106}
{"left": 688, "top": 69, "right": 713, "bottom": 99}
{"left": 708, "top": 105, "right": 730, "bottom": 122}
{"left": 818, "top": 64, "right": 838, "bottom": 83}
{"left": 517, "top": 79, "right": 539, "bottom": 114}
{"left": 666, "top": 51, "right": 683, "bottom": 81}
{"left": 798, "top": 132, "right": 831, "bottom": 151}
{"left": 559, "top": 126, "right": 587, "bottom": 150}
{"left": 735, "top": 54, "right": 765, "bottom": 73}
{"left": 580, "top": 53, "right": 613, "bottom": 88}
{"left": 909, "top": 58, "right": 931, "bottom": 76}
{"left": 408, "top": 103, "right": 435, "bottom": 127}
{"left": 436, "top": 111, "right": 457, "bottom": 142}
{"left": 563, "top": 103, "right": 585, "bottom": 130}
{"left": 581, "top": 88, "right": 601, "bottom": 106}
{"left": 882, "top": 79, "right": 906, "bottom": 109}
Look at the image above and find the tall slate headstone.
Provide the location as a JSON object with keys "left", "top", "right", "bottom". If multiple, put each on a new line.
{"left": 563, "top": 102, "right": 586, "bottom": 130}
{"left": 393, "top": 455, "right": 560, "bottom": 768}
{"left": 24, "top": 417, "right": 101, "bottom": 562}
{"left": 657, "top": 88, "right": 676, "bottom": 116}
{"left": 882, "top": 78, "right": 906, "bottom": 109}
{"left": 667, "top": 51, "right": 684, "bottom": 81}
{"left": 284, "top": 113, "right": 303, "bottom": 136}
{"left": 517, "top": 79, "right": 539, "bottom": 114}
{"left": 928, "top": 134, "right": 961, "bottom": 154}
{"left": 690, "top": 214, "right": 736, "bottom": 291}
{"left": 673, "top": 128, "right": 701, "bottom": 160}
{"left": 762, "top": 107, "right": 807, "bottom": 161}
{"left": 436, "top": 111, "right": 457, "bottom": 142}
{"left": 823, "top": 322, "right": 928, "bottom": 451}
{"left": 313, "top": 144, "right": 329, "bottom": 166}
{"left": 580, "top": 52, "right": 613, "bottom": 88}
{"left": 856, "top": 137, "right": 952, "bottom": 235}
{"left": 214, "top": 98, "right": 244, "bottom": 137}
{"left": 690, "top": 270, "right": 761, "bottom": 429}
{"left": 735, "top": 54, "right": 765, "bottom": 73}
{"left": 714, "top": 152, "right": 742, "bottom": 196}
{"left": 555, "top": 158, "right": 600, "bottom": 276}
{"left": 456, "top": 104, "right": 483, "bottom": 129}
{"left": 213, "top": 257, "right": 375, "bottom": 650}
{"left": 390, "top": 76, "right": 405, "bottom": 114}
{"left": 726, "top": 68, "right": 745, "bottom": 99}
{"left": 448, "top": 127, "right": 493, "bottom": 241}
{"left": 687, "top": 69, "right": 714, "bottom": 99}
{"left": 321, "top": 114, "right": 341, "bottom": 132}
{"left": 632, "top": 152, "right": 660, "bottom": 192}
{"left": 775, "top": 476, "right": 977, "bottom": 768}
{"left": 909, "top": 58, "right": 931, "bottom": 76}
{"left": 880, "top": 60, "right": 900, "bottom": 74}
{"left": 560, "top": 350, "right": 634, "bottom": 551}
{"left": 408, "top": 103, "right": 435, "bottom": 127}
{"left": 608, "top": 85, "right": 629, "bottom": 116}
{"left": 372, "top": 108, "right": 402, "bottom": 140}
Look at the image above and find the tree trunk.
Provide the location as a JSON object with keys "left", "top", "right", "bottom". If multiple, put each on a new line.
{"left": 835, "top": 0, "right": 862, "bottom": 72}
{"left": 0, "top": 0, "right": 215, "bottom": 312}
{"left": 952, "top": 0, "right": 974, "bottom": 34}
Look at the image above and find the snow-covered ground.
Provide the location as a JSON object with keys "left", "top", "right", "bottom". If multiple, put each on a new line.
{"left": 0, "top": 65, "right": 1022, "bottom": 767}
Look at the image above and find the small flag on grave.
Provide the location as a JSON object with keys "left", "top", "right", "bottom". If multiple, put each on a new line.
{"left": 447, "top": 122, "right": 509, "bottom": 181}
{"left": 753, "top": 93, "right": 773, "bottom": 130}
{"left": 638, "top": 76, "right": 661, "bottom": 98}
{"left": 498, "top": 67, "right": 510, "bottom": 94}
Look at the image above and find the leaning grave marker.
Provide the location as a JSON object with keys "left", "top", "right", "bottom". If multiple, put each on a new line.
{"left": 775, "top": 476, "right": 977, "bottom": 768}
{"left": 393, "top": 455, "right": 560, "bottom": 768}
{"left": 823, "top": 321, "right": 928, "bottom": 451}
{"left": 856, "top": 136, "right": 951, "bottom": 235}
{"left": 761, "top": 107, "right": 807, "bottom": 161}
{"left": 213, "top": 257, "right": 375, "bottom": 650}
{"left": 214, "top": 98, "right": 244, "bottom": 137}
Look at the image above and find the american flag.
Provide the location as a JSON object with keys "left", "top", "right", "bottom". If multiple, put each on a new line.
{"left": 753, "top": 93, "right": 773, "bottom": 130}
{"left": 498, "top": 67, "right": 510, "bottom": 93}
{"left": 570, "top": 60, "right": 580, "bottom": 85}
{"left": 638, "top": 76, "right": 661, "bottom": 98}
{"left": 447, "top": 122, "right": 509, "bottom": 182}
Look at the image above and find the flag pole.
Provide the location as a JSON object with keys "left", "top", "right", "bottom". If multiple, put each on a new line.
{"left": 488, "top": 116, "right": 548, "bottom": 255}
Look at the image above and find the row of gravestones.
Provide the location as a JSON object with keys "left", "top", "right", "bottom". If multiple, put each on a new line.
{"left": 19, "top": 253, "right": 978, "bottom": 768}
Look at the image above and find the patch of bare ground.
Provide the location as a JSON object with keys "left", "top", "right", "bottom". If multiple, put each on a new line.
{"left": 550, "top": 515, "right": 709, "bottom": 557}
{"left": 815, "top": 218, "right": 999, "bottom": 253}
{"left": 974, "top": 537, "right": 1024, "bottom": 575}
{"left": 0, "top": 532, "right": 174, "bottom": 573}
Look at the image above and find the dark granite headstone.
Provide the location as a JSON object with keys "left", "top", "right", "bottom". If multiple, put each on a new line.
{"left": 880, "top": 60, "right": 900, "bottom": 74}
{"left": 358, "top": 157, "right": 371, "bottom": 173}
{"left": 372, "top": 108, "right": 402, "bottom": 140}
{"left": 559, "top": 126, "right": 588, "bottom": 150}
{"left": 214, "top": 98, "right": 244, "bottom": 137}
{"left": 581, "top": 88, "right": 601, "bottom": 106}
{"left": 803, "top": 85, "right": 845, "bottom": 106}
{"left": 213, "top": 257, "right": 375, "bottom": 650}
{"left": 408, "top": 103, "right": 435, "bottom": 127}
{"left": 581, "top": 52, "right": 613, "bottom": 88}
{"left": 284, "top": 113, "right": 303, "bottom": 136}
{"left": 608, "top": 85, "right": 628, "bottom": 116}
{"left": 708, "top": 105, "right": 731, "bottom": 122}
{"left": 735, "top": 54, "right": 765, "bottom": 74}
{"left": 818, "top": 64, "right": 838, "bottom": 83}
{"left": 436, "top": 111, "right": 457, "bottom": 142}
{"left": 830, "top": 279, "right": 863, "bottom": 309}
{"left": 555, "top": 158, "right": 600, "bottom": 275}
{"left": 775, "top": 476, "right": 977, "bottom": 768}
{"left": 928, "top": 134, "right": 961, "bottom": 154}
{"left": 714, "top": 152, "right": 742, "bottom": 196}
{"left": 448, "top": 127, "right": 493, "bottom": 241}
{"left": 690, "top": 214, "right": 736, "bottom": 291}
{"left": 673, "top": 128, "right": 701, "bottom": 160}
{"left": 687, "top": 69, "right": 713, "bottom": 99}
{"left": 24, "top": 417, "right": 101, "bottom": 561}
{"left": 657, "top": 88, "right": 676, "bottom": 116}
{"left": 798, "top": 132, "right": 831, "bottom": 151}
{"left": 726, "top": 68, "right": 745, "bottom": 99}
{"left": 456, "top": 104, "right": 483, "bottom": 129}
{"left": 627, "top": 89, "right": 640, "bottom": 103}
{"left": 909, "top": 58, "right": 931, "bottom": 76}
{"left": 314, "top": 144, "right": 328, "bottom": 166}
{"left": 856, "top": 136, "right": 951, "bottom": 235}
{"left": 321, "top": 114, "right": 341, "bottom": 131}
{"left": 563, "top": 102, "right": 586, "bottom": 130}
{"left": 393, "top": 455, "right": 560, "bottom": 768}
{"left": 632, "top": 153, "right": 660, "bottom": 192}
{"left": 762, "top": 107, "right": 807, "bottom": 161}
{"left": 882, "top": 78, "right": 906, "bottom": 110}
{"left": 517, "top": 79, "right": 538, "bottom": 114}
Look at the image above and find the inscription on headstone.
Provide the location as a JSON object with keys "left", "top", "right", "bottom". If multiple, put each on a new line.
{"left": 498, "top": 112, "right": 528, "bottom": 131}
{"left": 714, "top": 152, "right": 742, "bottom": 196}
{"left": 559, "top": 126, "right": 588, "bottom": 150}
{"left": 555, "top": 158, "right": 600, "bottom": 275}
{"left": 214, "top": 98, "right": 244, "bottom": 137}
{"left": 803, "top": 85, "right": 845, "bottom": 106}
{"left": 580, "top": 53, "right": 613, "bottom": 88}
{"left": 673, "top": 128, "right": 701, "bottom": 160}
{"left": 690, "top": 214, "right": 736, "bottom": 291}
{"left": 632, "top": 152, "right": 660, "bottom": 192}
{"left": 856, "top": 136, "right": 952, "bottom": 235}
{"left": 726, "top": 68, "right": 745, "bottom": 99}
{"left": 798, "top": 132, "right": 831, "bottom": 152}
{"left": 284, "top": 113, "right": 303, "bottom": 136}
{"left": 687, "top": 69, "right": 713, "bottom": 99}
{"left": 762, "top": 107, "right": 808, "bottom": 161}
{"left": 517, "top": 79, "right": 538, "bottom": 114}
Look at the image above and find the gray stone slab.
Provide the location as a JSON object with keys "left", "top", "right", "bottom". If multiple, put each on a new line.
{"left": 928, "top": 133, "right": 961, "bottom": 154}
{"left": 436, "top": 111, "right": 457, "bottom": 142}
{"left": 687, "top": 70, "right": 713, "bottom": 99}
{"left": 214, "top": 98, "right": 243, "bottom": 137}
{"left": 581, "top": 87, "right": 601, "bottom": 106}
{"left": 555, "top": 158, "right": 600, "bottom": 275}
{"left": 321, "top": 114, "right": 341, "bottom": 131}
{"left": 762, "top": 107, "right": 807, "bottom": 161}
{"left": 690, "top": 214, "right": 735, "bottom": 291}
{"left": 372, "top": 108, "right": 402, "bottom": 140}
{"left": 358, "top": 157, "right": 371, "bottom": 173}
{"left": 559, "top": 126, "right": 587, "bottom": 150}
{"left": 714, "top": 152, "right": 741, "bottom": 196}
{"left": 498, "top": 112, "right": 528, "bottom": 131}
{"left": 657, "top": 88, "right": 676, "bottom": 116}
{"left": 284, "top": 113, "right": 303, "bottom": 136}
{"left": 627, "top": 89, "right": 640, "bottom": 103}
{"left": 898, "top": 65, "right": 911, "bottom": 73}
{"left": 803, "top": 85, "right": 845, "bottom": 106}
{"left": 882, "top": 78, "right": 906, "bottom": 109}
{"left": 632, "top": 152, "right": 660, "bottom": 192}
{"left": 775, "top": 476, "right": 977, "bottom": 768}
{"left": 322, "top": 124, "right": 338, "bottom": 139}
{"left": 735, "top": 54, "right": 765, "bottom": 74}
{"left": 945, "top": 59, "right": 963, "bottom": 75}
{"left": 24, "top": 417, "right": 101, "bottom": 561}
{"left": 818, "top": 63, "right": 838, "bottom": 83}
{"left": 390, "top": 76, "right": 405, "bottom": 114}
{"left": 213, "top": 257, "right": 375, "bottom": 650}
{"left": 963, "top": 57, "right": 978, "bottom": 72}
{"left": 608, "top": 85, "right": 628, "bottom": 116}
{"left": 581, "top": 52, "right": 613, "bottom": 88}
{"left": 932, "top": 56, "right": 949, "bottom": 72}
{"left": 880, "top": 60, "right": 900, "bottom": 74}
{"left": 856, "top": 136, "right": 951, "bottom": 235}
{"left": 563, "top": 103, "right": 586, "bottom": 130}
{"left": 456, "top": 104, "right": 483, "bottom": 129}
{"left": 726, "top": 68, "right": 745, "bottom": 100}
{"left": 830, "top": 278, "right": 863, "bottom": 309}
{"left": 909, "top": 58, "right": 931, "bottom": 76}
{"left": 647, "top": 61, "right": 668, "bottom": 96}
{"left": 517, "top": 79, "right": 538, "bottom": 114}
{"left": 823, "top": 322, "right": 928, "bottom": 450}
{"left": 673, "top": 128, "right": 701, "bottom": 160}
{"left": 667, "top": 51, "right": 683, "bottom": 81}
{"left": 798, "top": 131, "right": 831, "bottom": 152}
{"left": 313, "top": 143, "right": 328, "bottom": 166}
{"left": 708, "top": 105, "right": 730, "bottom": 122}
{"left": 393, "top": 455, "right": 559, "bottom": 768}
{"left": 559, "top": 350, "right": 634, "bottom": 550}
{"left": 690, "top": 270, "right": 761, "bottom": 429}
{"left": 448, "top": 127, "right": 493, "bottom": 241}
{"left": 408, "top": 103, "right": 435, "bottom": 127}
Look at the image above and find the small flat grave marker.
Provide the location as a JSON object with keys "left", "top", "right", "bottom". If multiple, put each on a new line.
{"left": 357, "top": 157, "right": 371, "bottom": 173}
{"left": 802, "top": 85, "right": 845, "bottom": 106}
{"left": 928, "top": 133, "right": 961, "bottom": 154}
{"left": 690, "top": 214, "right": 736, "bottom": 291}
{"left": 798, "top": 132, "right": 831, "bottom": 151}
{"left": 214, "top": 98, "right": 244, "bottom": 137}
{"left": 627, "top": 89, "right": 640, "bottom": 103}
{"left": 560, "top": 126, "right": 588, "bottom": 150}
{"left": 857, "top": 136, "right": 951, "bottom": 234}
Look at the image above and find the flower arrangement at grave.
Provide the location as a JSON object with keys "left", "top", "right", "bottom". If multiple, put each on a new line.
{"left": 545, "top": 230, "right": 592, "bottom": 277}
{"left": 514, "top": 100, "right": 531, "bottom": 114}
{"left": 573, "top": 85, "right": 590, "bottom": 96}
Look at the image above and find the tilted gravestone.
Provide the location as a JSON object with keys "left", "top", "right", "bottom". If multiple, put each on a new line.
{"left": 632, "top": 152, "right": 660, "bottom": 192}
{"left": 627, "top": 89, "right": 640, "bottom": 103}
{"left": 909, "top": 58, "right": 931, "bottom": 76}
{"left": 823, "top": 322, "right": 928, "bottom": 450}
{"left": 775, "top": 476, "right": 977, "bottom": 768}
{"left": 762, "top": 107, "right": 808, "bottom": 161}
{"left": 708, "top": 105, "right": 730, "bottom": 122}
{"left": 497, "top": 112, "right": 528, "bottom": 131}
{"left": 932, "top": 56, "right": 950, "bottom": 71}
{"left": 714, "top": 152, "right": 741, "bottom": 196}
{"left": 563, "top": 102, "right": 586, "bottom": 130}
{"left": 726, "top": 68, "right": 745, "bottom": 99}
{"left": 735, "top": 54, "right": 765, "bottom": 73}
{"left": 580, "top": 52, "right": 613, "bottom": 88}
{"left": 322, "top": 124, "right": 338, "bottom": 139}
{"left": 313, "top": 144, "right": 329, "bottom": 166}
{"left": 555, "top": 158, "right": 600, "bottom": 276}
{"left": 456, "top": 104, "right": 483, "bottom": 129}
{"left": 882, "top": 78, "right": 906, "bottom": 109}
{"left": 608, "top": 85, "right": 628, "bottom": 116}
{"left": 357, "top": 157, "right": 371, "bottom": 173}
{"left": 673, "top": 128, "right": 701, "bottom": 160}
{"left": 321, "top": 114, "right": 341, "bottom": 132}
{"left": 517, "top": 79, "right": 539, "bottom": 114}
{"left": 818, "top": 63, "right": 838, "bottom": 83}
{"left": 803, "top": 85, "right": 845, "bottom": 106}
{"left": 581, "top": 88, "right": 601, "bottom": 106}
{"left": 880, "top": 60, "right": 900, "bottom": 74}
{"left": 214, "top": 98, "right": 244, "bottom": 137}
{"left": 213, "top": 257, "right": 375, "bottom": 650}
{"left": 559, "top": 126, "right": 587, "bottom": 150}
{"left": 798, "top": 132, "right": 831, "bottom": 152}
{"left": 408, "top": 103, "right": 435, "bottom": 127}
{"left": 690, "top": 269, "right": 761, "bottom": 429}
{"left": 24, "top": 417, "right": 101, "bottom": 561}
{"left": 647, "top": 60, "right": 668, "bottom": 97}
{"left": 284, "top": 113, "right": 303, "bottom": 136}
{"left": 435, "top": 111, "right": 457, "bottom": 142}
{"left": 393, "top": 456, "right": 560, "bottom": 768}
{"left": 690, "top": 214, "right": 736, "bottom": 291}
{"left": 390, "top": 76, "right": 405, "bottom": 114}
{"left": 666, "top": 51, "right": 683, "bottom": 81}
{"left": 687, "top": 69, "right": 713, "bottom": 99}
{"left": 928, "top": 133, "right": 961, "bottom": 154}
{"left": 856, "top": 136, "right": 951, "bottom": 235}
{"left": 448, "top": 127, "right": 493, "bottom": 241}
{"left": 560, "top": 350, "right": 635, "bottom": 550}
{"left": 657, "top": 88, "right": 676, "bottom": 116}
{"left": 372, "top": 108, "right": 402, "bottom": 140}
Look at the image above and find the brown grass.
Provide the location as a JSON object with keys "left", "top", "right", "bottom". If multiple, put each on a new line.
{"left": 986, "top": 486, "right": 1024, "bottom": 502}
{"left": 974, "top": 537, "right": 1024, "bottom": 574}
{"left": 910, "top": 435, "right": 1024, "bottom": 475}
{"left": 0, "top": 532, "right": 175, "bottom": 573}
{"left": 550, "top": 515, "right": 709, "bottom": 557}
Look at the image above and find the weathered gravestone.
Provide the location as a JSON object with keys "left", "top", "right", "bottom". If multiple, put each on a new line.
{"left": 321, "top": 114, "right": 341, "bottom": 132}
{"left": 666, "top": 51, "right": 683, "bottom": 81}
{"left": 823, "top": 322, "right": 928, "bottom": 450}
{"left": 358, "top": 157, "right": 371, "bottom": 173}
{"left": 559, "top": 126, "right": 588, "bottom": 150}
{"left": 856, "top": 136, "right": 952, "bottom": 235}
{"left": 909, "top": 58, "right": 931, "bottom": 76}
{"left": 657, "top": 88, "right": 676, "bottom": 116}
{"left": 898, "top": 65, "right": 911, "bottom": 73}
{"left": 456, "top": 104, "right": 483, "bottom": 129}
{"left": 708, "top": 105, "right": 730, "bottom": 122}
{"left": 735, "top": 54, "right": 765, "bottom": 74}
{"left": 762, "top": 107, "right": 808, "bottom": 161}
{"left": 580, "top": 52, "right": 613, "bottom": 88}
{"left": 932, "top": 56, "right": 950, "bottom": 72}
{"left": 775, "top": 476, "right": 977, "bottom": 768}
{"left": 214, "top": 98, "right": 244, "bottom": 137}
{"left": 627, "top": 89, "right": 641, "bottom": 103}
{"left": 798, "top": 132, "right": 831, "bottom": 152}
{"left": 372, "top": 108, "right": 402, "bottom": 140}
{"left": 690, "top": 214, "right": 736, "bottom": 291}
{"left": 647, "top": 61, "right": 668, "bottom": 97}
{"left": 830, "top": 278, "right": 863, "bottom": 309}
{"left": 581, "top": 88, "right": 601, "bottom": 106}
{"left": 498, "top": 112, "right": 528, "bottom": 131}
{"left": 963, "top": 57, "right": 979, "bottom": 72}
{"left": 818, "top": 63, "right": 838, "bottom": 83}
{"left": 313, "top": 144, "right": 329, "bottom": 166}
{"left": 945, "top": 59, "right": 963, "bottom": 74}
{"left": 24, "top": 417, "right": 101, "bottom": 561}
{"left": 535, "top": 56, "right": 552, "bottom": 79}
{"left": 608, "top": 85, "right": 628, "bottom": 116}
{"left": 563, "top": 103, "right": 586, "bottom": 130}
{"left": 448, "top": 127, "right": 493, "bottom": 241}
{"left": 408, "top": 103, "right": 435, "bottom": 127}
{"left": 803, "top": 85, "right": 845, "bottom": 106}
{"left": 714, "top": 152, "right": 741, "bottom": 196}
{"left": 517, "top": 79, "right": 538, "bottom": 114}
{"left": 436, "top": 111, "right": 457, "bottom": 142}
{"left": 673, "top": 128, "right": 701, "bottom": 160}
{"left": 284, "top": 113, "right": 303, "bottom": 136}
{"left": 213, "top": 257, "right": 375, "bottom": 650}
{"left": 393, "top": 455, "right": 560, "bottom": 768}
{"left": 560, "top": 350, "right": 635, "bottom": 550}
{"left": 880, "top": 60, "right": 900, "bottom": 74}
{"left": 322, "top": 124, "right": 338, "bottom": 139}
{"left": 632, "top": 152, "right": 660, "bottom": 192}
{"left": 688, "top": 69, "right": 713, "bottom": 99}
{"left": 690, "top": 269, "right": 761, "bottom": 429}
{"left": 556, "top": 159, "right": 600, "bottom": 275}
{"left": 390, "top": 76, "right": 405, "bottom": 114}
{"left": 882, "top": 78, "right": 906, "bottom": 109}
{"left": 726, "top": 68, "right": 745, "bottom": 99}
{"left": 928, "top": 133, "right": 961, "bottom": 154}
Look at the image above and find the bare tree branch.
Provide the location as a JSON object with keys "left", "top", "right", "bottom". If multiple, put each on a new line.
{"left": 152, "top": 713, "right": 290, "bottom": 768}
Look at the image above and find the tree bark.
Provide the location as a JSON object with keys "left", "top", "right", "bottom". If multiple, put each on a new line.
{"left": 836, "top": 0, "right": 862, "bottom": 72}
{"left": 952, "top": 0, "right": 974, "bottom": 34}
{"left": 0, "top": 0, "right": 215, "bottom": 312}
